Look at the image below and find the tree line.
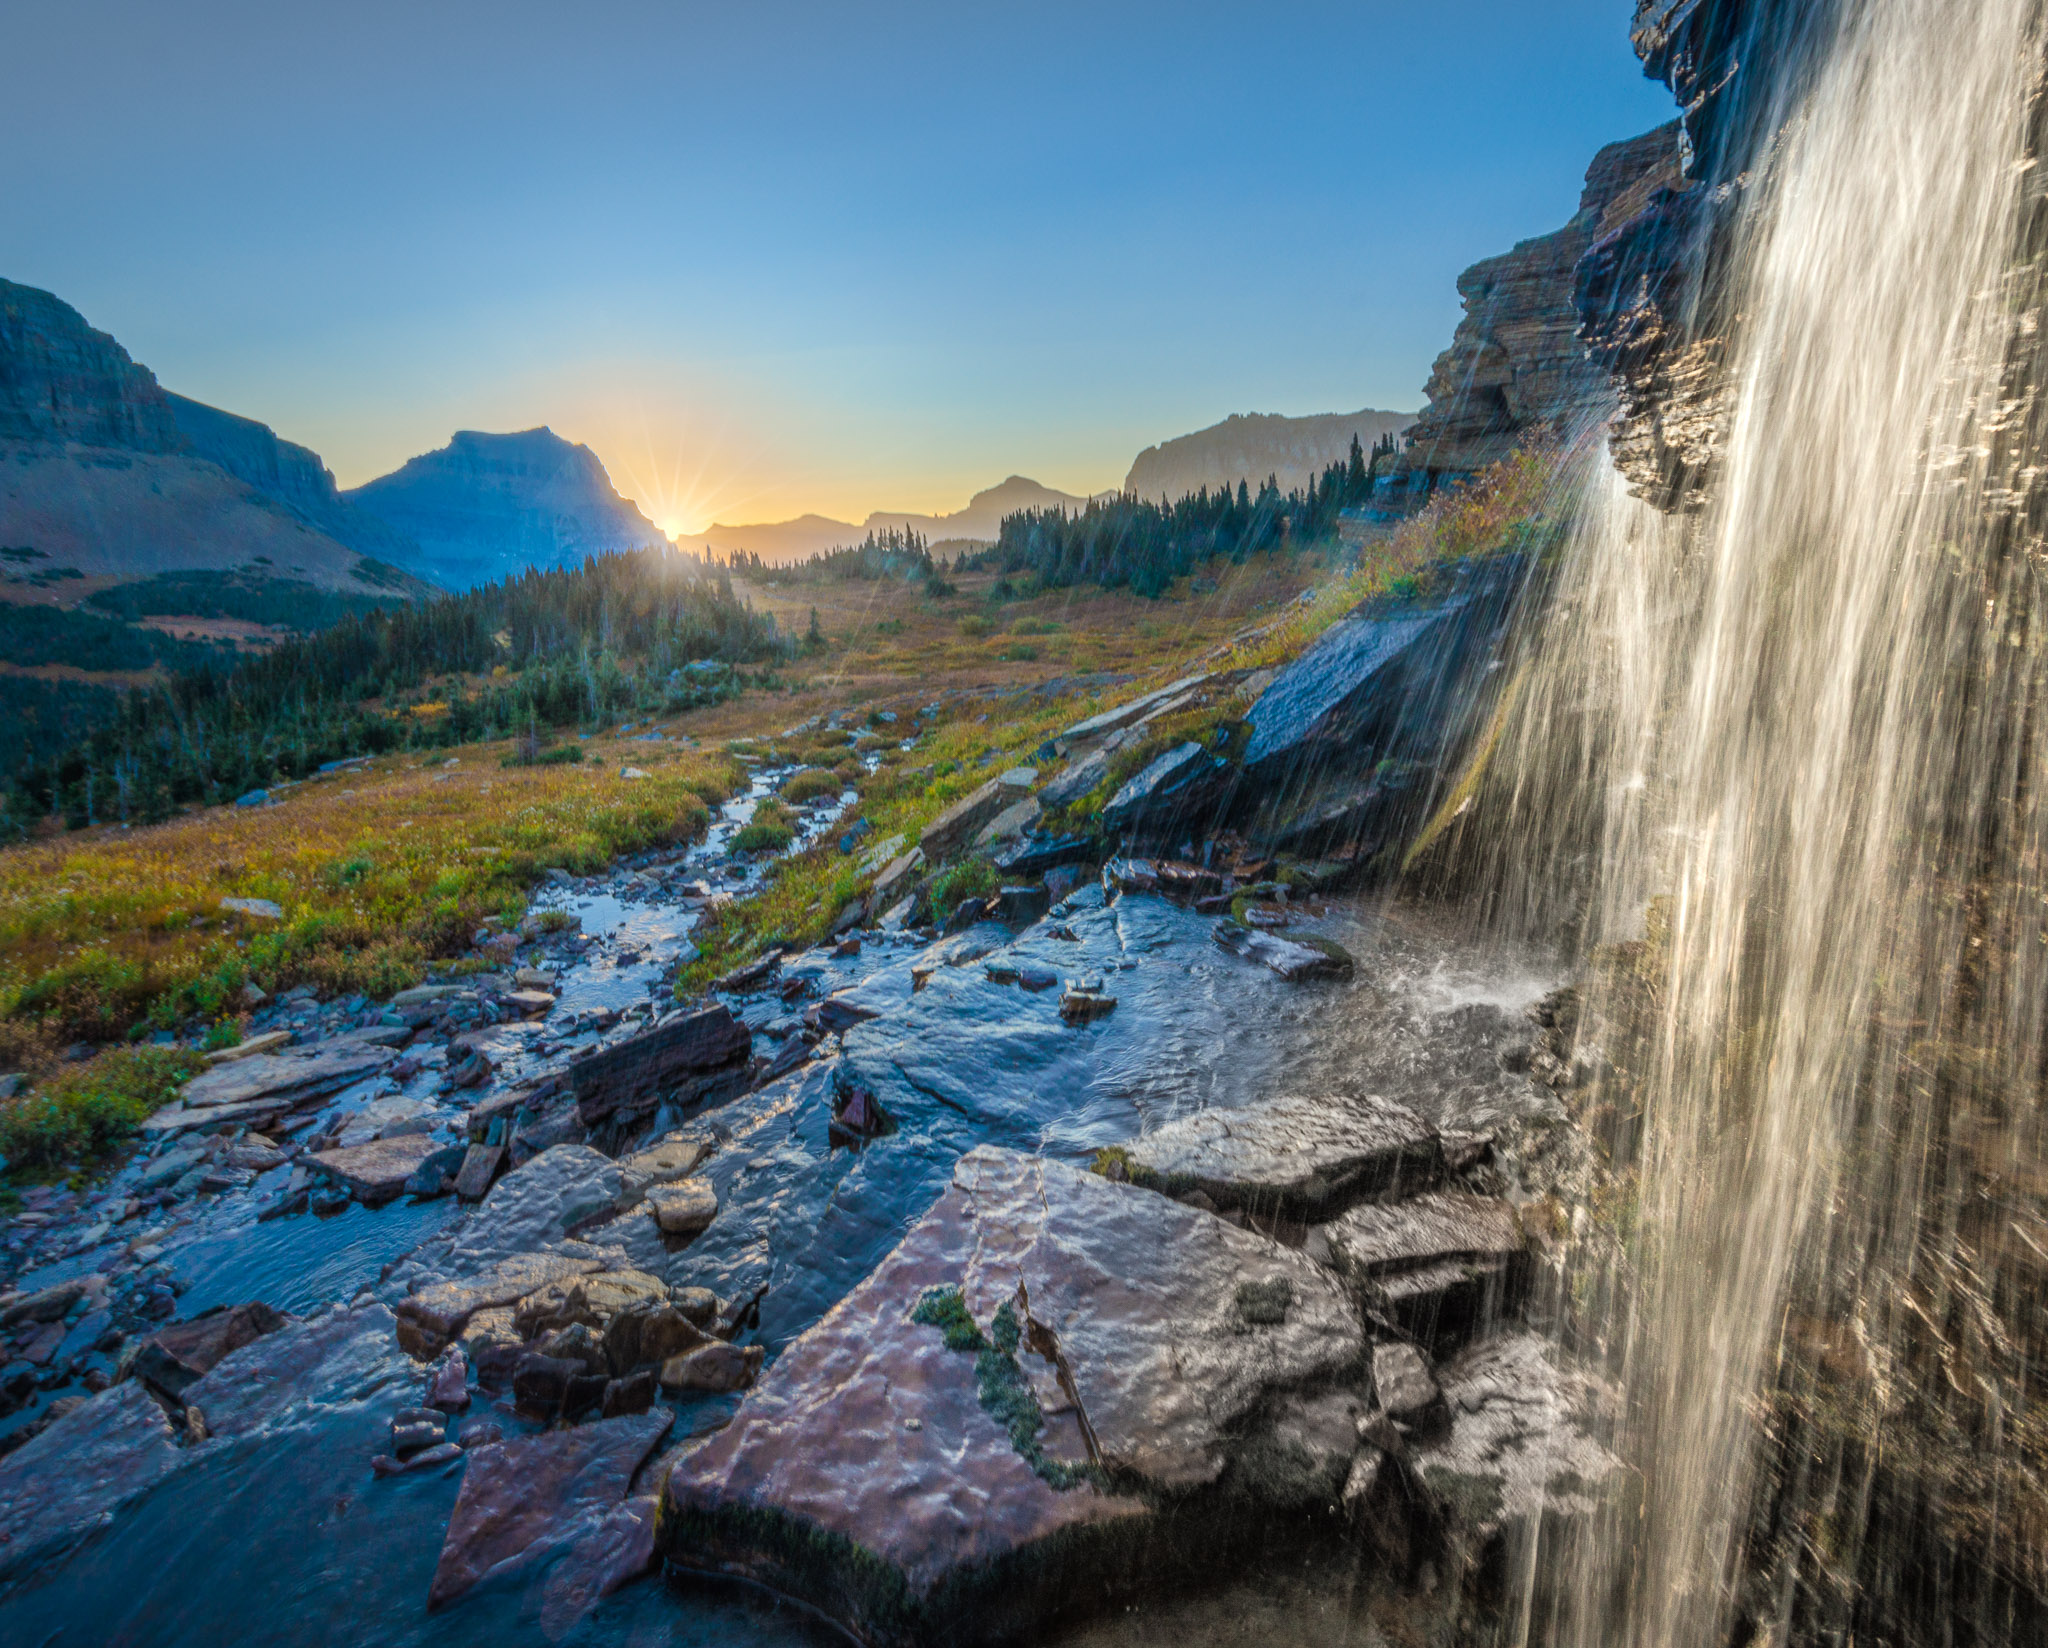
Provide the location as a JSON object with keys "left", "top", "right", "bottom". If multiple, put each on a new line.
{"left": 7, "top": 549, "right": 787, "bottom": 833}
{"left": 963, "top": 434, "right": 1395, "bottom": 597}
{"left": 721, "top": 526, "right": 954, "bottom": 595}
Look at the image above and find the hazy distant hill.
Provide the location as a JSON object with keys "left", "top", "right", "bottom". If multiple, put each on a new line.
{"left": 346, "top": 428, "right": 670, "bottom": 589}
{"left": 677, "top": 475, "right": 1099, "bottom": 564}
{"left": 1123, "top": 408, "right": 1414, "bottom": 501}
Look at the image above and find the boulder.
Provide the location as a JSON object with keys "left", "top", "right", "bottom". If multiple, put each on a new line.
{"left": 308, "top": 1133, "right": 448, "bottom": 1203}
{"left": 428, "top": 1409, "right": 674, "bottom": 1610}
{"left": 1238, "top": 558, "right": 1525, "bottom": 794}
{"left": 513, "top": 1270, "right": 670, "bottom": 1339}
{"left": 1405, "top": 1333, "right": 1622, "bottom": 1553}
{"left": 1112, "top": 1092, "right": 1439, "bottom": 1217}
{"left": 568, "top": 1005, "right": 751, "bottom": 1127}
{"left": 920, "top": 774, "right": 1033, "bottom": 861}
{"left": 664, "top": 1147, "right": 1363, "bottom": 1643}
{"left": 1211, "top": 922, "right": 1356, "bottom": 982}
{"left": 865, "top": 847, "right": 924, "bottom": 919}
{"left": 132, "top": 1301, "right": 288, "bottom": 1400}
{"left": 993, "top": 833, "right": 1093, "bottom": 876}
{"left": 659, "top": 1340, "right": 763, "bottom": 1392}
{"left": 614, "top": 1130, "right": 715, "bottom": 1207}
{"left": 395, "top": 1251, "right": 610, "bottom": 1358}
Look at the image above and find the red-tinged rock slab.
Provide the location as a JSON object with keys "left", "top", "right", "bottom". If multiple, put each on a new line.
{"left": 949, "top": 1148, "right": 1361, "bottom": 1489}
{"left": 309, "top": 1132, "right": 446, "bottom": 1202}
{"left": 1116, "top": 1091, "right": 1439, "bottom": 1217}
{"left": 664, "top": 1146, "right": 1363, "bottom": 1645}
{"left": 133, "top": 1300, "right": 288, "bottom": 1399}
{"left": 538, "top": 1494, "right": 660, "bottom": 1637}
{"left": 427, "top": 1408, "right": 672, "bottom": 1610}
{"left": 0, "top": 1381, "right": 183, "bottom": 1578}
{"left": 185, "top": 1304, "right": 409, "bottom": 1439}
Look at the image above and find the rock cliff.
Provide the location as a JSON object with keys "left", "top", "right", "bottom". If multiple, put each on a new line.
{"left": 1575, "top": 0, "right": 1823, "bottom": 509}
{"left": 1397, "top": 124, "right": 1684, "bottom": 492}
{"left": 0, "top": 279, "right": 428, "bottom": 597}
{"left": 0, "top": 280, "right": 184, "bottom": 453}
{"left": 346, "top": 428, "right": 669, "bottom": 589}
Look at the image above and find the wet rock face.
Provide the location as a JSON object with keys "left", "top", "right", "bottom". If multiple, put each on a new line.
{"left": 1397, "top": 125, "right": 1683, "bottom": 490}
{"left": 664, "top": 1146, "right": 1364, "bottom": 1643}
{"left": 1114, "top": 1091, "right": 1438, "bottom": 1218}
{"left": 428, "top": 1407, "right": 673, "bottom": 1609}
{"left": 1585, "top": 0, "right": 1818, "bottom": 509}
{"left": 1234, "top": 557, "right": 1528, "bottom": 857}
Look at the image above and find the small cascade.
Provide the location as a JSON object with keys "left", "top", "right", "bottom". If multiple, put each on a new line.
{"left": 1486, "top": 1, "right": 2048, "bottom": 1641}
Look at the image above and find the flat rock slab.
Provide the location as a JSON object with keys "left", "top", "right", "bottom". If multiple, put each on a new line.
{"left": 309, "top": 1132, "right": 447, "bottom": 1201}
{"left": 1116, "top": 1092, "right": 1440, "bottom": 1216}
{"left": 429, "top": 1408, "right": 673, "bottom": 1610}
{"left": 1324, "top": 1191, "right": 1522, "bottom": 1277}
{"left": 569, "top": 1006, "right": 751, "bottom": 1126}
{"left": 0, "top": 1380, "right": 183, "bottom": 1579}
{"left": 616, "top": 1131, "right": 715, "bottom": 1206}
{"left": 666, "top": 1146, "right": 1359, "bottom": 1644}
{"left": 1211, "top": 921, "right": 1355, "bottom": 981}
{"left": 179, "top": 1041, "right": 398, "bottom": 1110}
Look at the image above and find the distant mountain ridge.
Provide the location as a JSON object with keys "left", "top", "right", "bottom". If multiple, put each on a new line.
{"left": 1123, "top": 407, "right": 1415, "bottom": 502}
{"left": 346, "top": 428, "right": 669, "bottom": 590}
{"left": 676, "top": 475, "right": 1101, "bottom": 565}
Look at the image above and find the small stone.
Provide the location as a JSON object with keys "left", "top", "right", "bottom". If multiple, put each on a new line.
{"left": 1059, "top": 988, "right": 1118, "bottom": 1024}
{"left": 220, "top": 896, "right": 284, "bottom": 919}
{"left": 427, "top": 1346, "right": 471, "bottom": 1412}
{"left": 646, "top": 1180, "right": 719, "bottom": 1238}
{"left": 452, "top": 1143, "right": 505, "bottom": 1201}
{"left": 512, "top": 1352, "right": 581, "bottom": 1414}
{"left": 392, "top": 1418, "right": 446, "bottom": 1454}
{"left": 373, "top": 1441, "right": 462, "bottom": 1476}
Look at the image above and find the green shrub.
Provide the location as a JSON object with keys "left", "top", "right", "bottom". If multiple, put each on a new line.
{"left": 0, "top": 1047, "right": 202, "bottom": 1176}
{"left": 501, "top": 744, "right": 583, "bottom": 768}
{"left": 201, "top": 1019, "right": 242, "bottom": 1052}
{"left": 781, "top": 768, "right": 842, "bottom": 805}
{"left": 926, "top": 856, "right": 1002, "bottom": 918}
{"left": 957, "top": 615, "right": 993, "bottom": 638}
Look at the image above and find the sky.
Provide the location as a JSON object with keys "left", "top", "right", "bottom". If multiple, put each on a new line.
{"left": 1, "top": 2, "right": 1676, "bottom": 535}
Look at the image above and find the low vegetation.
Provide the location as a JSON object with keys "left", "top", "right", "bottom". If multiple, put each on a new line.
{"left": 0, "top": 742, "right": 737, "bottom": 1043}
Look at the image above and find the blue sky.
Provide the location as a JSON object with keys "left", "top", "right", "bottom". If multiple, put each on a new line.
{"left": 2, "top": 2, "right": 1675, "bottom": 531}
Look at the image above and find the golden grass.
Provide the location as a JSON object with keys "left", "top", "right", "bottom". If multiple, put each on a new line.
{"left": 0, "top": 738, "right": 740, "bottom": 1040}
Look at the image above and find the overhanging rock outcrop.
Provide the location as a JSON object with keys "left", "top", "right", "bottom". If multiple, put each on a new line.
{"left": 662, "top": 1145, "right": 1366, "bottom": 1644}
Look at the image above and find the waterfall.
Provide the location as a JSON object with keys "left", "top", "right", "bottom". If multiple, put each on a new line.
{"left": 1495, "top": 2, "right": 2048, "bottom": 1641}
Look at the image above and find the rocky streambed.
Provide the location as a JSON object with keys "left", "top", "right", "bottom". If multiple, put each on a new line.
{"left": 0, "top": 582, "right": 1613, "bottom": 1645}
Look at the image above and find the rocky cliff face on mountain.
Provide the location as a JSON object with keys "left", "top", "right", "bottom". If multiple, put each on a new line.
{"left": 1396, "top": 124, "right": 1683, "bottom": 492}
{"left": 1124, "top": 408, "right": 1413, "bottom": 502}
{"left": 346, "top": 429, "right": 669, "bottom": 589}
{"left": 0, "top": 279, "right": 426, "bottom": 596}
